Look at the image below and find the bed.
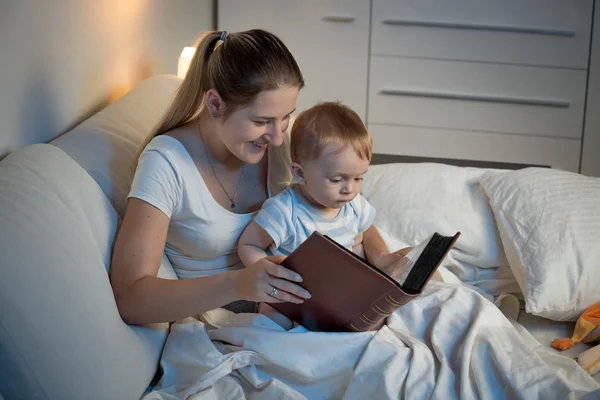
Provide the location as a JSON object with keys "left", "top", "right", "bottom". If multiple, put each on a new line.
{"left": 1, "top": 74, "right": 598, "bottom": 400}
{"left": 143, "top": 154, "right": 600, "bottom": 399}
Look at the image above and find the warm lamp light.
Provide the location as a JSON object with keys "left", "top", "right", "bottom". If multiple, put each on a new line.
{"left": 177, "top": 47, "right": 196, "bottom": 79}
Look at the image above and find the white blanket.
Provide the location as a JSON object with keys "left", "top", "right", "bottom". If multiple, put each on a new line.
{"left": 144, "top": 282, "right": 599, "bottom": 399}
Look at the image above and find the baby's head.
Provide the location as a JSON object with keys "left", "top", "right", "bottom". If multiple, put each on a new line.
{"left": 290, "top": 102, "right": 372, "bottom": 210}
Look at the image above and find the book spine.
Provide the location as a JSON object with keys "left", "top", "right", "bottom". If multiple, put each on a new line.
{"left": 346, "top": 291, "right": 414, "bottom": 332}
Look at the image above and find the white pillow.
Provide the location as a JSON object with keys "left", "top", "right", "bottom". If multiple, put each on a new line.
{"left": 361, "top": 163, "right": 513, "bottom": 296}
{"left": 52, "top": 75, "right": 182, "bottom": 217}
{"left": 478, "top": 168, "right": 600, "bottom": 321}
{"left": 0, "top": 144, "right": 173, "bottom": 399}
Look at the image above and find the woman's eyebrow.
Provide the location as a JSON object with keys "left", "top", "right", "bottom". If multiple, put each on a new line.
{"left": 254, "top": 108, "right": 296, "bottom": 120}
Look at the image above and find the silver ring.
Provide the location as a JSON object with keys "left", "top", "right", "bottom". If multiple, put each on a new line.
{"left": 269, "top": 287, "right": 278, "bottom": 297}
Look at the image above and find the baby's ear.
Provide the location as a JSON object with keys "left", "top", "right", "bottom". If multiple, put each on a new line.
{"left": 291, "top": 162, "right": 305, "bottom": 184}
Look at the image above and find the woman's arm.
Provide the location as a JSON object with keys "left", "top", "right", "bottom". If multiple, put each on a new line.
{"left": 110, "top": 199, "right": 309, "bottom": 325}
{"left": 238, "top": 221, "right": 274, "bottom": 266}
{"left": 110, "top": 198, "right": 241, "bottom": 324}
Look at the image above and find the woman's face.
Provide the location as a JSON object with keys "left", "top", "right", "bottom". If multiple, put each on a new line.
{"left": 220, "top": 85, "right": 299, "bottom": 164}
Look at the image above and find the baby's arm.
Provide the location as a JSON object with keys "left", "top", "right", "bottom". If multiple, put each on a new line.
{"left": 362, "top": 226, "right": 443, "bottom": 282}
{"left": 362, "top": 225, "right": 411, "bottom": 278}
{"left": 362, "top": 225, "right": 392, "bottom": 267}
{"left": 238, "top": 221, "right": 275, "bottom": 266}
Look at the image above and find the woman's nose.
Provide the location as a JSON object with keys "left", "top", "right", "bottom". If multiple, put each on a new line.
{"left": 266, "top": 121, "right": 284, "bottom": 146}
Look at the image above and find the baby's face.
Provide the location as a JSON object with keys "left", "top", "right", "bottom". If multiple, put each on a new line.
{"left": 301, "top": 143, "right": 370, "bottom": 210}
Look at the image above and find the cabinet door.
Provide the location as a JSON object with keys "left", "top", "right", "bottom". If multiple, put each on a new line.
{"left": 218, "top": 0, "right": 369, "bottom": 120}
{"left": 372, "top": 0, "right": 593, "bottom": 69}
{"left": 368, "top": 57, "right": 587, "bottom": 139}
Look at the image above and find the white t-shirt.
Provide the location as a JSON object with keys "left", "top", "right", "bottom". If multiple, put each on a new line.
{"left": 128, "top": 133, "right": 293, "bottom": 279}
{"left": 254, "top": 186, "right": 376, "bottom": 257}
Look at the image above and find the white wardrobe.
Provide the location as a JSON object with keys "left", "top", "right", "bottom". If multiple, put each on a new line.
{"left": 218, "top": 0, "right": 596, "bottom": 173}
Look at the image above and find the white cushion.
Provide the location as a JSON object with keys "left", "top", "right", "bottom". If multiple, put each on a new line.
{"left": 0, "top": 144, "right": 173, "bottom": 400}
{"left": 478, "top": 168, "right": 600, "bottom": 321}
{"left": 52, "top": 74, "right": 182, "bottom": 217}
{"left": 361, "top": 163, "right": 521, "bottom": 297}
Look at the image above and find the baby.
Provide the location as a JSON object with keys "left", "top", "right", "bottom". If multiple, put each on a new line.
{"left": 238, "top": 101, "right": 408, "bottom": 328}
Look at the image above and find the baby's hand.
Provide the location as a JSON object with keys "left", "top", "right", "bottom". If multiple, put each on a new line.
{"left": 352, "top": 232, "right": 364, "bottom": 248}
{"left": 258, "top": 303, "right": 294, "bottom": 330}
{"left": 374, "top": 247, "right": 413, "bottom": 279}
{"left": 352, "top": 232, "right": 366, "bottom": 258}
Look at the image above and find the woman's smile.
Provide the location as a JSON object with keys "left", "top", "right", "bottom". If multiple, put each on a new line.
{"left": 251, "top": 140, "right": 268, "bottom": 149}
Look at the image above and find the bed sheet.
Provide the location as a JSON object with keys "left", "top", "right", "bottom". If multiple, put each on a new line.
{"left": 144, "top": 282, "right": 599, "bottom": 399}
{"left": 439, "top": 264, "right": 600, "bottom": 385}
{"left": 515, "top": 311, "right": 600, "bottom": 384}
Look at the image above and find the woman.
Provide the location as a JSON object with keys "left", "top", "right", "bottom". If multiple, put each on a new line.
{"left": 110, "top": 29, "right": 406, "bottom": 325}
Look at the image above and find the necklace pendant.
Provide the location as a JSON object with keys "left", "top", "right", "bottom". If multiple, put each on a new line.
{"left": 230, "top": 203, "right": 235, "bottom": 209}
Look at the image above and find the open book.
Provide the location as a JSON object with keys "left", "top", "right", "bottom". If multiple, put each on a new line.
{"left": 271, "top": 231, "right": 461, "bottom": 332}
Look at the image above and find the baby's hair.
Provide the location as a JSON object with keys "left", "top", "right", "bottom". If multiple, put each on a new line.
{"left": 290, "top": 102, "right": 372, "bottom": 163}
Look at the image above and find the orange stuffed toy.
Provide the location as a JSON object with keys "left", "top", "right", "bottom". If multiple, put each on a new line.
{"left": 552, "top": 302, "right": 600, "bottom": 351}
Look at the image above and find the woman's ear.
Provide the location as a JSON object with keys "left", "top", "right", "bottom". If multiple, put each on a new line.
{"left": 205, "top": 89, "right": 225, "bottom": 118}
{"left": 291, "top": 162, "right": 306, "bottom": 184}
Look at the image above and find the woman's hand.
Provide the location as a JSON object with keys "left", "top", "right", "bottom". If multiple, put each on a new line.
{"left": 233, "top": 255, "right": 311, "bottom": 304}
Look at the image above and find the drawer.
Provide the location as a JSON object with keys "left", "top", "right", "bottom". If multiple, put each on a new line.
{"left": 371, "top": 0, "right": 593, "bottom": 69}
{"left": 368, "top": 123, "right": 581, "bottom": 172}
{"left": 219, "top": 0, "right": 369, "bottom": 120}
{"left": 368, "top": 57, "right": 587, "bottom": 139}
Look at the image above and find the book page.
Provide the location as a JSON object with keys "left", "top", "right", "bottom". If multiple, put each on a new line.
{"left": 394, "top": 234, "right": 433, "bottom": 286}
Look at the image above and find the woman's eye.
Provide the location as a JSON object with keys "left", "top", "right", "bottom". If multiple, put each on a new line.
{"left": 355, "top": 177, "right": 364, "bottom": 181}
{"left": 329, "top": 178, "right": 342, "bottom": 183}
{"left": 254, "top": 120, "right": 267, "bottom": 126}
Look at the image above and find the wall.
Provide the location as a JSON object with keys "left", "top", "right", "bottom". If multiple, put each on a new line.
{"left": 582, "top": 2, "right": 600, "bottom": 177}
{"left": 0, "top": 0, "right": 213, "bottom": 158}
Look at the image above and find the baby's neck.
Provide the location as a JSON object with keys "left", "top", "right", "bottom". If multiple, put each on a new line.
{"left": 293, "top": 185, "right": 340, "bottom": 220}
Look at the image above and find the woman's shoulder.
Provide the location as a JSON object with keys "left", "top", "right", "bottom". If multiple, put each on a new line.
{"left": 141, "top": 135, "right": 183, "bottom": 160}
{"left": 142, "top": 119, "right": 196, "bottom": 155}
{"left": 134, "top": 133, "right": 194, "bottom": 187}
{"left": 140, "top": 125, "right": 200, "bottom": 173}
{"left": 130, "top": 135, "right": 187, "bottom": 217}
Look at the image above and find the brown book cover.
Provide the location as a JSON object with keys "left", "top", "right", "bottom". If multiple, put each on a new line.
{"left": 271, "top": 231, "right": 460, "bottom": 332}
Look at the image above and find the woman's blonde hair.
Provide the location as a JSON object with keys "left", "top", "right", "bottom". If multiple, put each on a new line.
{"left": 132, "top": 29, "right": 304, "bottom": 173}
{"left": 291, "top": 102, "right": 372, "bottom": 163}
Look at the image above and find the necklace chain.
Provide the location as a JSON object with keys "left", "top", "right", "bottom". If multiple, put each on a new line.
{"left": 198, "top": 121, "right": 246, "bottom": 209}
